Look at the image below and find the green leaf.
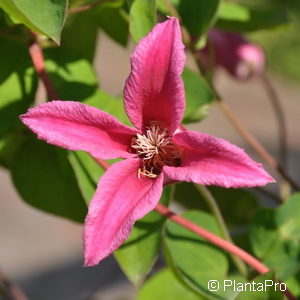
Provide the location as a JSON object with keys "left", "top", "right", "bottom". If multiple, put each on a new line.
{"left": 129, "top": 0, "right": 156, "bottom": 43}
{"left": 0, "top": 37, "right": 38, "bottom": 137}
{"left": 68, "top": 151, "right": 104, "bottom": 205}
{"left": 276, "top": 193, "right": 300, "bottom": 239}
{"left": 68, "top": 153, "right": 121, "bottom": 207}
{"left": 164, "top": 210, "right": 231, "bottom": 299}
{"left": 285, "top": 274, "right": 300, "bottom": 299}
{"left": 136, "top": 268, "right": 203, "bottom": 300}
{"left": 62, "top": 12, "right": 99, "bottom": 61}
{"left": 215, "top": 2, "right": 289, "bottom": 32}
{"left": 178, "top": 0, "right": 220, "bottom": 36}
{"left": 174, "top": 183, "right": 258, "bottom": 227}
{"left": 44, "top": 48, "right": 99, "bottom": 102}
{"left": 84, "top": 90, "right": 131, "bottom": 126}
{"left": 44, "top": 48, "right": 130, "bottom": 125}
{"left": 115, "top": 186, "right": 172, "bottom": 286}
{"left": 11, "top": 137, "right": 87, "bottom": 223}
{"left": 157, "top": 0, "right": 220, "bottom": 37}
{"left": 223, "top": 0, "right": 285, "bottom": 10}
{"left": 64, "top": 1, "right": 128, "bottom": 58}
{"left": 251, "top": 193, "right": 300, "bottom": 280}
{"left": 182, "top": 67, "right": 215, "bottom": 124}
{"left": 69, "top": 0, "right": 91, "bottom": 7}
{"left": 235, "top": 272, "right": 284, "bottom": 300}
{"left": 93, "top": 3, "right": 129, "bottom": 46}
{"left": 0, "top": 0, "right": 68, "bottom": 43}
{"left": 0, "top": 132, "right": 25, "bottom": 169}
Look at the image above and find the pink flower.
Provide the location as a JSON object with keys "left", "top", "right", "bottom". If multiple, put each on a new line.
{"left": 20, "top": 18, "right": 274, "bottom": 266}
{"left": 198, "top": 29, "right": 265, "bottom": 79}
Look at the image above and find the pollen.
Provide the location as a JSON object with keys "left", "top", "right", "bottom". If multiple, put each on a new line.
{"left": 131, "top": 122, "right": 181, "bottom": 178}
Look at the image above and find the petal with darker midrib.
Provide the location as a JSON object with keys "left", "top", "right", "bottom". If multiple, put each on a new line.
{"left": 83, "top": 158, "right": 163, "bottom": 266}
{"left": 124, "top": 17, "right": 186, "bottom": 134}
{"left": 163, "top": 130, "right": 275, "bottom": 188}
{"left": 20, "top": 101, "right": 138, "bottom": 160}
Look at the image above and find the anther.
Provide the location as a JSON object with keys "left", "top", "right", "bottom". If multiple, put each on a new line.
{"left": 131, "top": 122, "right": 181, "bottom": 179}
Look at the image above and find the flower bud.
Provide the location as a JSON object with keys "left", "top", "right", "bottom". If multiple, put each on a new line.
{"left": 198, "top": 30, "right": 265, "bottom": 80}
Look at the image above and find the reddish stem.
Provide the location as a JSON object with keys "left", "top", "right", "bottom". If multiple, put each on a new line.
{"left": 28, "top": 37, "right": 58, "bottom": 100}
{"left": 157, "top": 203, "right": 268, "bottom": 271}
{"left": 93, "top": 157, "right": 111, "bottom": 170}
{"left": 154, "top": 203, "right": 297, "bottom": 300}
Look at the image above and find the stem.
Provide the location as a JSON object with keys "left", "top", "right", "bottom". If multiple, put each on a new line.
{"left": 93, "top": 157, "right": 111, "bottom": 170}
{"left": 28, "top": 35, "right": 58, "bottom": 100}
{"left": 259, "top": 72, "right": 288, "bottom": 169}
{"left": 195, "top": 185, "right": 248, "bottom": 277}
{"left": 0, "top": 271, "right": 29, "bottom": 300}
{"left": 259, "top": 72, "right": 291, "bottom": 201}
{"left": 154, "top": 203, "right": 297, "bottom": 300}
{"left": 69, "top": 0, "right": 109, "bottom": 14}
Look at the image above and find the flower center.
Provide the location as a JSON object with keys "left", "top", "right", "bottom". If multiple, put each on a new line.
{"left": 131, "top": 122, "right": 181, "bottom": 178}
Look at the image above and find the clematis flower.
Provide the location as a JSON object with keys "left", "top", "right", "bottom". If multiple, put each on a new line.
{"left": 20, "top": 18, "right": 274, "bottom": 266}
{"left": 198, "top": 29, "right": 265, "bottom": 80}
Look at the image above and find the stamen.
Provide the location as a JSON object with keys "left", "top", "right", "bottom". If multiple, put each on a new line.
{"left": 131, "top": 122, "right": 181, "bottom": 179}
{"left": 138, "top": 167, "right": 158, "bottom": 179}
{"left": 131, "top": 125, "right": 171, "bottom": 160}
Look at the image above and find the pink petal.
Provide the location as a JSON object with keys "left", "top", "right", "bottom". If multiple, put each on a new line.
{"left": 20, "top": 101, "right": 138, "bottom": 159}
{"left": 83, "top": 158, "right": 163, "bottom": 266}
{"left": 163, "top": 130, "right": 275, "bottom": 188}
{"left": 124, "top": 17, "right": 185, "bottom": 133}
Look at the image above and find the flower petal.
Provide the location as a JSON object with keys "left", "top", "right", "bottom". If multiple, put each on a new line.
{"left": 124, "top": 17, "right": 185, "bottom": 133}
{"left": 20, "top": 101, "right": 138, "bottom": 159}
{"left": 83, "top": 158, "right": 163, "bottom": 266}
{"left": 164, "top": 130, "right": 274, "bottom": 188}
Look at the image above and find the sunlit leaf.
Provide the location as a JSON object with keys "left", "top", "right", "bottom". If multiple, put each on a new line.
{"left": 44, "top": 48, "right": 130, "bottom": 125}
{"left": 215, "top": 2, "right": 289, "bottom": 32}
{"left": 129, "top": 0, "right": 156, "bottom": 42}
{"left": 136, "top": 268, "right": 203, "bottom": 300}
{"left": 0, "top": 0, "right": 68, "bottom": 43}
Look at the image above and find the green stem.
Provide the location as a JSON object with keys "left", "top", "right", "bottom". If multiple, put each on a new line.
{"left": 195, "top": 184, "right": 248, "bottom": 277}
